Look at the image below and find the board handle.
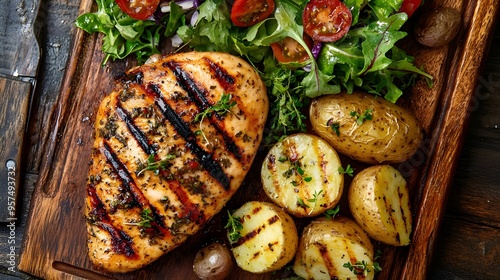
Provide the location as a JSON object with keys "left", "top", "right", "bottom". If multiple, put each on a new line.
{"left": 0, "top": 77, "right": 31, "bottom": 223}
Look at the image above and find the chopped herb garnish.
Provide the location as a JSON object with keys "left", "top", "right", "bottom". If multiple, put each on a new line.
{"left": 324, "top": 205, "right": 340, "bottom": 219}
{"left": 281, "top": 156, "right": 312, "bottom": 184}
{"left": 195, "top": 93, "right": 237, "bottom": 144}
{"left": 136, "top": 153, "right": 175, "bottom": 176}
{"left": 125, "top": 208, "right": 154, "bottom": 228}
{"left": 350, "top": 109, "right": 373, "bottom": 125}
{"left": 327, "top": 119, "right": 341, "bottom": 136}
{"left": 195, "top": 93, "right": 237, "bottom": 122}
{"left": 338, "top": 164, "right": 354, "bottom": 177}
{"left": 296, "top": 197, "right": 309, "bottom": 208}
{"left": 225, "top": 210, "right": 243, "bottom": 243}
{"left": 308, "top": 190, "right": 323, "bottom": 204}
{"left": 343, "top": 258, "right": 382, "bottom": 276}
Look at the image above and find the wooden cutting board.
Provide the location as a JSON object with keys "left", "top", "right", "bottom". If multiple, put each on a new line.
{"left": 18, "top": 0, "right": 499, "bottom": 279}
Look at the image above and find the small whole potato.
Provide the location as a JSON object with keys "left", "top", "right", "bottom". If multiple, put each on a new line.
{"left": 193, "top": 243, "right": 233, "bottom": 280}
{"left": 415, "top": 7, "right": 461, "bottom": 47}
{"left": 348, "top": 165, "right": 412, "bottom": 246}
{"left": 309, "top": 92, "right": 423, "bottom": 164}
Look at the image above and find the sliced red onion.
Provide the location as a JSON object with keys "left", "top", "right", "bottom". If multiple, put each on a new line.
{"left": 190, "top": 11, "right": 199, "bottom": 26}
{"left": 311, "top": 41, "right": 322, "bottom": 59}
{"left": 170, "top": 34, "right": 184, "bottom": 48}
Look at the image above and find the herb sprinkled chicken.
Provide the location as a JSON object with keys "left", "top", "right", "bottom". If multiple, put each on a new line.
{"left": 85, "top": 52, "right": 268, "bottom": 273}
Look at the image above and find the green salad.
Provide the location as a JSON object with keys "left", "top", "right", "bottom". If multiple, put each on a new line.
{"left": 76, "top": 0, "right": 432, "bottom": 143}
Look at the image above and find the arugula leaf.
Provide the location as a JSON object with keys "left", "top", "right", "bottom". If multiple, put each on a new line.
{"left": 76, "top": 0, "right": 186, "bottom": 65}
{"left": 177, "top": 0, "right": 233, "bottom": 51}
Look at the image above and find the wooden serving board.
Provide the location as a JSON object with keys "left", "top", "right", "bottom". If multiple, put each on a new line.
{"left": 18, "top": 0, "right": 499, "bottom": 279}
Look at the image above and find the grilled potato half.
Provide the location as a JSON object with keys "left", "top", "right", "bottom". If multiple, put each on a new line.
{"left": 261, "top": 133, "right": 344, "bottom": 217}
{"left": 348, "top": 165, "right": 412, "bottom": 246}
{"left": 228, "top": 201, "right": 298, "bottom": 274}
{"left": 293, "top": 216, "right": 376, "bottom": 280}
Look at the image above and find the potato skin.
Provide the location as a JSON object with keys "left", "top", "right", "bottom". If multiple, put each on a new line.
{"left": 309, "top": 92, "right": 423, "bottom": 164}
{"left": 348, "top": 165, "right": 412, "bottom": 246}
{"left": 193, "top": 243, "right": 233, "bottom": 280}
{"left": 415, "top": 7, "right": 461, "bottom": 48}
{"left": 293, "top": 216, "right": 375, "bottom": 280}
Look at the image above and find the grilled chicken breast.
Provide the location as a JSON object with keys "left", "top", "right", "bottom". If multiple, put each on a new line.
{"left": 85, "top": 52, "right": 268, "bottom": 273}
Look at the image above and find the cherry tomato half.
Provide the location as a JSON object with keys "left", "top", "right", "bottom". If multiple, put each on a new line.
{"left": 231, "top": 0, "right": 275, "bottom": 27}
{"left": 399, "top": 0, "right": 422, "bottom": 18}
{"left": 116, "top": 0, "right": 160, "bottom": 20}
{"left": 270, "top": 35, "right": 313, "bottom": 63}
{"left": 302, "top": 0, "right": 352, "bottom": 43}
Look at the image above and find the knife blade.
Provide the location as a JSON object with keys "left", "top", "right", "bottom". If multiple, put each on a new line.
{"left": 0, "top": 0, "right": 41, "bottom": 223}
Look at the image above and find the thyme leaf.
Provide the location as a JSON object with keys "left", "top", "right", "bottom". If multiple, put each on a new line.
{"left": 350, "top": 109, "right": 373, "bottom": 125}
{"left": 124, "top": 208, "right": 154, "bottom": 228}
{"left": 136, "top": 153, "right": 176, "bottom": 176}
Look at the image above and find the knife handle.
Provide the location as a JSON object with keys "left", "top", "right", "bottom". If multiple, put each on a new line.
{"left": 0, "top": 76, "right": 31, "bottom": 223}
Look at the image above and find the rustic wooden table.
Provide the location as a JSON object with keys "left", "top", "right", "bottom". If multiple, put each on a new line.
{"left": 0, "top": 0, "right": 499, "bottom": 279}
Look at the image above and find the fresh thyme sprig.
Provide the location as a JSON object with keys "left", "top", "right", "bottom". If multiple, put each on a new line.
{"left": 225, "top": 210, "right": 243, "bottom": 243}
{"left": 343, "top": 251, "right": 382, "bottom": 276}
{"left": 136, "top": 153, "right": 175, "bottom": 176}
{"left": 195, "top": 93, "right": 237, "bottom": 122}
{"left": 195, "top": 93, "right": 237, "bottom": 144}
{"left": 124, "top": 209, "right": 154, "bottom": 228}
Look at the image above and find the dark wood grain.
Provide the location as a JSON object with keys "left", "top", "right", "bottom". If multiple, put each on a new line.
{"left": 0, "top": 78, "right": 31, "bottom": 222}
{"left": 1, "top": 0, "right": 499, "bottom": 279}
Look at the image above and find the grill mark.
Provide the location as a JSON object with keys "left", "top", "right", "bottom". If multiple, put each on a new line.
{"left": 164, "top": 60, "right": 242, "bottom": 159}
{"left": 115, "top": 102, "right": 155, "bottom": 155}
{"left": 204, "top": 57, "right": 235, "bottom": 92}
{"left": 383, "top": 196, "right": 398, "bottom": 233}
{"left": 318, "top": 243, "right": 335, "bottom": 276}
{"left": 233, "top": 212, "right": 281, "bottom": 248}
{"left": 148, "top": 84, "right": 231, "bottom": 190}
{"left": 399, "top": 187, "right": 409, "bottom": 235}
{"left": 169, "top": 180, "right": 203, "bottom": 224}
{"left": 163, "top": 60, "right": 211, "bottom": 110}
{"left": 87, "top": 186, "right": 137, "bottom": 258}
{"left": 100, "top": 141, "right": 170, "bottom": 237}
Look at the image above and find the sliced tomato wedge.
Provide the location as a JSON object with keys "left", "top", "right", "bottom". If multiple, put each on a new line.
{"left": 116, "top": 0, "right": 160, "bottom": 20}
{"left": 271, "top": 35, "right": 313, "bottom": 63}
{"left": 399, "top": 0, "right": 422, "bottom": 17}
{"left": 302, "top": 0, "right": 352, "bottom": 43}
{"left": 231, "top": 0, "right": 275, "bottom": 27}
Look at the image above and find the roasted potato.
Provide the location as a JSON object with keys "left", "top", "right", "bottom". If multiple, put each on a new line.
{"left": 228, "top": 201, "right": 298, "bottom": 274}
{"left": 309, "top": 92, "right": 423, "bottom": 164}
{"left": 293, "top": 216, "right": 376, "bottom": 280}
{"left": 348, "top": 165, "right": 412, "bottom": 246}
{"left": 415, "top": 7, "right": 461, "bottom": 48}
{"left": 261, "top": 133, "right": 344, "bottom": 217}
